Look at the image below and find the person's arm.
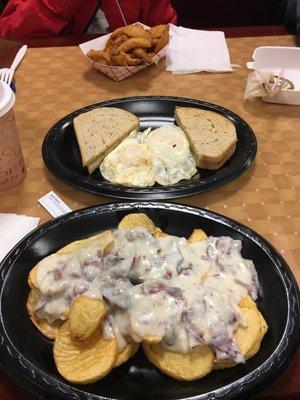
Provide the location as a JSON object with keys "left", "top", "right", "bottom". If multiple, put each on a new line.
{"left": 0, "top": 0, "right": 85, "bottom": 37}
{"left": 147, "top": 0, "right": 177, "bottom": 26}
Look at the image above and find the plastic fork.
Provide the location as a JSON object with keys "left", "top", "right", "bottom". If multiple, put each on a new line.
{"left": 0, "top": 45, "right": 27, "bottom": 86}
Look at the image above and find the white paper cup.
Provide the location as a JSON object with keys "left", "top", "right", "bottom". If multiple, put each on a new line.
{"left": 0, "top": 81, "right": 26, "bottom": 190}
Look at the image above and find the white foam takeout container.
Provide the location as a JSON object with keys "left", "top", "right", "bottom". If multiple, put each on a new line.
{"left": 79, "top": 23, "right": 167, "bottom": 82}
{"left": 247, "top": 46, "right": 300, "bottom": 105}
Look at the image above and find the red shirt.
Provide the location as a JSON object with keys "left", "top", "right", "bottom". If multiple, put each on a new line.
{"left": 0, "top": 0, "right": 177, "bottom": 37}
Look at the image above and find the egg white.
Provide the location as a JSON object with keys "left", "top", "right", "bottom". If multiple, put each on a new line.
{"left": 145, "top": 125, "right": 197, "bottom": 185}
{"left": 100, "top": 125, "right": 197, "bottom": 187}
{"left": 100, "top": 135, "right": 155, "bottom": 187}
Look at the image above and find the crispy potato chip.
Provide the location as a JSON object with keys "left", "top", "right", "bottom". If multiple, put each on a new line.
{"left": 69, "top": 296, "right": 107, "bottom": 341}
{"left": 213, "top": 303, "right": 267, "bottom": 370}
{"left": 54, "top": 321, "right": 118, "bottom": 384}
{"left": 118, "top": 213, "right": 157, "bottom": 234}
{"left": 27, "top": 288, "right": 63, "bottom": 339}
{"left": 143, "top": 343, "right": 214, "bottom": 381}
{"left": 115, "top": 343, "right": 139, "bottom": 367}
{"left": 188, "top": 229, "right": 208, "bottom": 243}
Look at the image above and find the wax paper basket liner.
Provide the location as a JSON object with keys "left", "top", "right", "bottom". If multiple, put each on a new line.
{"left": 79, "top": 23, "right": 167, "bottom": 82}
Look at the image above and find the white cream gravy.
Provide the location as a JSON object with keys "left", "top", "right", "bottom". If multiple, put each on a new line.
{"left": 34, "top": 227, "right": 259, "bottom": 363}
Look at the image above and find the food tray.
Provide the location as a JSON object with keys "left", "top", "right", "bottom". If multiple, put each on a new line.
{"left": 79, "top": 23, "right": 167, "bottom": 82}
{"left": 247, "top": 46, "right": 300, "bottom": 105}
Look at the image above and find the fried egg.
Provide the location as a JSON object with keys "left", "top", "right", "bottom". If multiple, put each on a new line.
{"left": 145, "top": 125, "right": 197, "bottom": 185}
{"left": 100, "top": 134, "right": 155, "bottom": 187}
{"left": 100, "top": 126, "right": 197, "bottom": 187}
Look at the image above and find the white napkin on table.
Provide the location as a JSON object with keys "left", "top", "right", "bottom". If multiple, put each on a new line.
{"left": 166, "top": 25, "right": 232, "bottom": 74}
{"left": 0, "top": 213, "right": 40, "bottom": 262}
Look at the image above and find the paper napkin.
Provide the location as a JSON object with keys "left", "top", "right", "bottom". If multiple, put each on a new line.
{"left": 0, "top": 213, "right": 40, "bottom": 262}
{"left": 166, "top": 25, "right": 232, "bottom": 74}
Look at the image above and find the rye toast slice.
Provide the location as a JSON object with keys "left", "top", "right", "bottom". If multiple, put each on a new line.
{"left": 174, "top": 106, "right": 237, "bottom": 170}
{"left": 73, "top": 107, "right": 139, "bottom": 169}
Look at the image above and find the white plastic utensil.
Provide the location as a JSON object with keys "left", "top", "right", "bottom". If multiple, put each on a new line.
{"left": 0, "top": 45, "right": 27, "bottom": 86}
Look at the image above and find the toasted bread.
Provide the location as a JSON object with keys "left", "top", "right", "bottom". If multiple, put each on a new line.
{"left": 174, "top": 107, "right": 237, "bottom": 170}
{"left": 73, "top": 107, "right": 139, "bottom": 170}
{"left": 87, "top": 155, "right": 102, "bottom": 174}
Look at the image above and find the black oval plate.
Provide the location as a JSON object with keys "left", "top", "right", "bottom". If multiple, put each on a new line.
{"left": 42, "top": 96, "right": 257, "bottom": 199}
{"left": 0, "top": 202, "right": 299, "bottom": 400}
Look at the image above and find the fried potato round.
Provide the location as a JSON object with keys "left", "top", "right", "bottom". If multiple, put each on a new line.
{"left": 142, "top": 334, "right": 163, "bottom": 344}
{"left": 69, "top": 296, "right": 107, "bottom": 341}
{"left": 117, "top": 38, "right": 152, "bottom": 54}
{"left": 27, "top": 288, "right": 63, "bottom": 339}
{"left": 115, "top": 343, "right": 139, "bottom": 367}
{"left": 57, "top": 230, "right": 114, "bottom": 255}
{"left": 54, "top": 321, "right": 118, "bottom": 384}
{"left": 245, "top": 312, "right": 268, "bottom": 359}
{"left": 149, "top": 24, "right": 168, "bottom": 39}
{"left": 238, "top": 295, "right": 257, "bottom": 309}
{"left": 213, "top": 304, "right": 267, "bottom": 370}
{"left": 28, "top": 268, "right": 37, "bottom": 289}
{"left": 143, "top": 343, "right": 214, "bottom": 381}
{"left": 28, "top": 231, "right": 114, "bottom": 289}
{"left": 188, "top": 228, "right": 208, "bottom": 243}
{"left": 118, "top": 213, "right": 157, "bottom": 234}
{"left": 153, "top": 230, "right": 169, "bottom": 239}
{"left": 259, "top": 313, "right": 268, "bottom": 337}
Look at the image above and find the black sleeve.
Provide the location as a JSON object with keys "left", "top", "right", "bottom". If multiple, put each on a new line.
{"left": 282, "top": 0, "right": 300, "bottom": 34}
